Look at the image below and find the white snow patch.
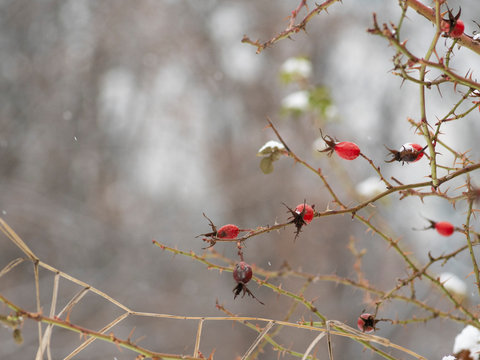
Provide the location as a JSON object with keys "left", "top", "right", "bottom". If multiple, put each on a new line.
{"left": 282, "top": 90, "right": 309, "bottom": 111}
{"left": 453, "top": 325, "right": 480, "bottom": 359}
{"left": 281, "top": 57, "right": 312, "bottom": 78}
{"left": 439, "top": 272, "right": 468, "bottom": 297}
{"left": 258, "top": 141, "right": 285, "bottom": 154}
{"left": 356, "top": 177, "right": 386, "bottom": 198}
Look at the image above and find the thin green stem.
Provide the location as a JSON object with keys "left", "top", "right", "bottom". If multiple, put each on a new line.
{"left": 395, "top": 0, "right": 408, "bottom": 41}
{"left": 152, "top": 241, "right": 327, "bottom": 323}
{"left": 0, "top": 294, "right": 201, "bottom": 360}
{"left": 465, "top": 199, "right": 480, "bottom": 297}
{"left": 216, "top": 303, "right": 314, "bottom": 359}
{"left": 433, "top": 89, "right": 475, "bottom": 142}
{"left": 418, "top": 1, "right": 441, "bottom": 188}
{"left": 250, "top": 279, "right": 312, "bottom": 359}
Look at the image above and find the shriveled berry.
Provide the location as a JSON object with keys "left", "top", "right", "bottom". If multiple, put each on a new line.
{"left": 233, "top": 261, "right": 253, "bottom": 284}
{"left": 233, "top": 262, "right": 264, "bottom": 304}
{"left": 435, "top": 221, "right": 455, "bottom": 237}
{"left": 386, "top": 143, "right": 426, "bottom": 164}
{"left": 217, "top": 224, "right": 240, "bottom": 239}
{"left": 319, "top": 132, "right": 360, "bottom": 160}
{"left": 294, "top": 203, "right": 314, "bottom": 224}
{"left": 357, "top": 313, "right": 376, "bottom": 333}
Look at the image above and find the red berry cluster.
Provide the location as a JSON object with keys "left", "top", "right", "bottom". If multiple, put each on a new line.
{"left": 198, "top": 201, "right": 318, "bottom": 304}
{"left": 230, "top": 201, "right": 316, "bottom": 303}
{"left": 318, "top": 130, "right": 428, "bottom": 166}
{"left": 198, "top": 215, "right": 264, "bottom": 304}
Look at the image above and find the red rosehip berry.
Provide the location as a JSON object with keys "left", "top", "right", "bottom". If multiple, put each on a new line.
{"left": 217, "top": 224, "right": 240, "bottom": 239}
{"left": 319, "top": 132, "right": 360, "bottom": 160}
{"left": 233, "top": 261, "right": 252, "bottom": 284}
{"left": 441, "top": 7, "right": 464, "bottom": 38}
{"left": 357, "top": 313, "right": 376, "bottom": 333}
{"left": 334, "top": 141, "right": 361, "bottom": 160}
{"left": 441, "top": 20, "right": 464, "bottom": 38}
{"left": 405, "top": 143, "right": 425, "bottom": 161}
{"left": 417, "top": 219, "right": 456, "bottom": 237}
{"left": 284, "top": 201, "right": 315, "bottom": 240}
{"left": 435, "top": 221, "right": 455, "bottom": 237}
{"left": 294, "top": 203, "right": 314, "bottom": 224}
{"left": 197, "top": 214, "right": 251, "bottom": 248}
{"left": 386, "top": 143, "right": 426, "bottom": 164}
{"left": 450, "top": 19, "right": 464, "bottom": 38}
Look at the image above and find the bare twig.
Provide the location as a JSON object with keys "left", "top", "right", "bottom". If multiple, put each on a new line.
{"left": 241, "top": 321, "right": 275, "bottom": 360}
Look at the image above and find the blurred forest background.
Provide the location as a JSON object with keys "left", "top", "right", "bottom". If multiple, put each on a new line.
{"left": 1, "top": 0, "right": 479, "bottom": 359}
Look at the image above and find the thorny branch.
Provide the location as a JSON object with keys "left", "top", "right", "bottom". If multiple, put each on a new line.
{"left": 242, "top": 0, "right": 342, "bottom": 54}
{"left": 1, "top": 1, "right": 480, "bottom": 360}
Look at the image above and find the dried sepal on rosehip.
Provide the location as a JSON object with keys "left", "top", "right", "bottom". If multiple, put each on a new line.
{"left": 357, "top": 313, "right": 390, "bottom": 333}
{"left": 441, "top": 7, "right": 464, "bottom": 38}
{"left": 318, "top": 131, "right": 360, "bottom": 160}
{"left": 284, "top": 201, "right": 315, "bottom": 241}
{"left": 357, "top": 313, "right": 377, "bottom": 333}
{"left": 233, "top": 262, "right": 264, "bottom": 305}
{"left": 294, "top": 203, "right": 314, "bottom": 224}
{"left": 385, "top": 143, "right": 427, "bottom": 164}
